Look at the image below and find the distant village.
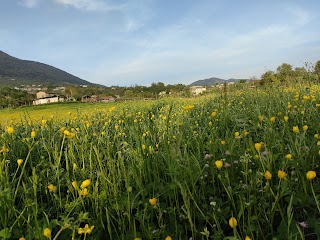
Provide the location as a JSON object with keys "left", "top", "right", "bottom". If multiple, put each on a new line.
{"left": 11, "top": 80, "right": 256, "bottom": 106}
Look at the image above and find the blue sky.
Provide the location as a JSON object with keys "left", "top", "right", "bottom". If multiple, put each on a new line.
{"left": 1, "top": 0, "right": 319, "bottom": 86}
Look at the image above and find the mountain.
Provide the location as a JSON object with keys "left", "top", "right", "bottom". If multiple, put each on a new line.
{"left": 0, "top": 50, "right": 98, "bottom": 86}
{"left": 189, "top": 77, "right": 247, "bottom": 86}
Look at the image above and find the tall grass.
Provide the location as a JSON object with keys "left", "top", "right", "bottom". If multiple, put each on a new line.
{"left": 0, "top": 83, "right": 320, "bottom": 239}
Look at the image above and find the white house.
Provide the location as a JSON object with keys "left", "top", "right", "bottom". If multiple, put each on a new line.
{"left": 190, "top": 86, "right": 207, "bottom": 96}
{"left": 33, "top": 92, "right": 64, "bottom": 105}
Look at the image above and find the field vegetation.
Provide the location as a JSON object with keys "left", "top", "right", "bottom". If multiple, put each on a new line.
{"left": 1, "top": 61, "right": 320, "bottom": 239}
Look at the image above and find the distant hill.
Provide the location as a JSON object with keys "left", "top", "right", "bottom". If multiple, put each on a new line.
{"left": 189, "top": 77, "right": 247, "bottom": 86}
{"left": 0, "top": 50, "right": 98, "bottom": 86}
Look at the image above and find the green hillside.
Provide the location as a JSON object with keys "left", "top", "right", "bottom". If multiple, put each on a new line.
{"left": 0, "top": 50, "right": 96, "bottom": 86}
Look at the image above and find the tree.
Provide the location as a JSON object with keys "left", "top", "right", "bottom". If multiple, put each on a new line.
{"left": 315, "top": 60, "right": 320, "bottom": 75}
{"left": 276, "top": 63, "right": 293, "bottom": 82}
{"left": 260, "top": 71, "right": 279, "bottom": 85}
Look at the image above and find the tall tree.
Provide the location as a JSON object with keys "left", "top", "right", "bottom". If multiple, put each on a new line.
{"left": 276, "top": 63, "right": 293, "bottom": 82}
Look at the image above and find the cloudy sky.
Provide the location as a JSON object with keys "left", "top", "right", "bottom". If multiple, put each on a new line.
{"left": 1, "top": 0, "right": 319, "bottom": 86}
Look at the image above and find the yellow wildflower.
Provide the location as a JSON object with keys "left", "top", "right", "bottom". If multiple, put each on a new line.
{"left": 285, "top": 154, "right": 293, "bottom": 160}
{"left": 303, "top": 125, "right": 308, "bottom": 131}
{"left": 221, "top": 140, "right": 226, "bottom": 145}
{"left": 306, "top": 171, "right": 316, "bottom": 180}
{"left": 264, "top": 171, "right": 272, "bottom": 180}
{"left": 43, "top": 228, "right": 51, "bottom": 238}
{"left": 211, "top": 111, "right": 217, "bottom": 117}
{"left": 234, "top": 132, "right": 240, "bottom": 137}
{"left": 258, "top": 115, "right": 264, "bottom": 121}
{"left": 7, "top": 126, "right": 14, "bottom": 134}
{"left": 31, "top": 130, "right": 36, "bottom": 138}
{"left": 245, "top": 236, "right": 251, "bottom": 240}
{"left": 165, "top": 236, "right": 172, "bottom": 240}
{"left": 149, "top": 198, "right": 157, "bottom": 206}
{"left": 283, "top": 116, "right": 289, "bottom": 122}
{"left": 293, "top": 126, "right": 299, "bottom": 134}
{"left": 254, "top": 142, "right": 262, "bottom": 151}
{"left": 17, "top": 159, "right": 23, "bottom": 166}
{"left": 215, "top": 160, "right": 223, "bottom": 169}
{"left": 278, "top": 170, "right": 287, "bottom": 179}
{"left": 78, "top": 224, "right": 94, "bottom": 235}
{"left": 229, "top": 217, "right": 238, "bottom": 228}
{"left": 80, "top": 179, "right": 91, "bottom": 189}
{"left": 80, "top": 188, "right": 89, "bottom": 197}
{"left": 41, "top": 119, "right": 47, "bottom": 125}
{"left": 19, "top": 238, "right": 26, "bottom": 240}
{"left": 270, "top": 117, "right": 276, "bottom": 122}
{"left": 183, "top": 105, "right": 194, "bottom": 111}
{"left": 73, "top": 163, "right": 77, "bottom": 170}
{"left": 72, "top": 181, "right": 77, "bottom": 189}
{"left": 48, "top": 184, "right": 56, "bottom": 192}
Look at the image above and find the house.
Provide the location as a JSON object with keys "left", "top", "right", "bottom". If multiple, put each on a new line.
{"left": 33, "top": 93, "right": 64, "bottom": 105}
{"left": 190, "top": 86, "right": 207, "bottom": 96}
{"left": 100, "top": 96, "right": 115, "bottom": 103}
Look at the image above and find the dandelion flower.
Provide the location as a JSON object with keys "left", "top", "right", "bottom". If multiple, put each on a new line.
{"left": 278, "top": 170, "right": 287, "bottom": 179}
{"left": 149, "top": 198, "right": 157, "bottom": 206}
{"left": 48, "top": 184, "right": 56, "bottom": 192}
{"left": 211, "top": 111, "right": 217, "bottom": 117}
{"left": 72, "top": 181, "right": 77, "bottom": 189}
{"left": 165, "top": 236, "right": 172, "bottom": 240}
{"left": 80, "top": 179, "right": 91, "bottom": 189}
{"left": 285, "top": 154, "right": 293, "bottom": 159}
{"left": 31, "top": 130, "right": 36, "bottom": 138}
{"left": 221, "top": 140, "right": 226, "bottom": 145}
{"left": 17, "top": 159, "right": 23, "bottom": 166}
{"left": 284, "top": 116, "right": 289, "bottom": 122}
{"left": 78, "top": 224, "right": 94, "bottom": 235}
{"left": 264, "top": 171, "right": 272, "bottom": 180}
{"left": 19, "top": 238, "right": 26, "bottom": 240}
{"left": 306, "top": 171, "right": 316, "bottom": 180}
{"left": 254, "top": 142, "right": 262, "bottom": 151}
{"left": 7, "top": 127, "right": 14, "bottom": 135}
{"left": 228, "top": 217, "right": 237, "bottom": 228}
{"left": 303, "top": 125, "right": 308, "bottom": 131}
{"left": 245, "top": 236, "right": 252, "bottom": 240}
{"left": 43, "top": 228, "right": 51, "bottom": 238}
{"left": 80, "top": 188, "right": 89, "bottom": 197}
{"left": 234, "top": 132, "right": 240, "bottom": 137}
{"left": 270, "top": 117, "right": 276, "bottom": 122}
{"left": 293, "top": 126, "right": 299, "bottom": 134}
{"left": 215, "top": 160, "right": 223, "bottom": 169}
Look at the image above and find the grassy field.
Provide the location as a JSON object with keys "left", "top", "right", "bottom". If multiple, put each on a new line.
{"left": 0, "top": 84, "right": 320, "bottom": 240}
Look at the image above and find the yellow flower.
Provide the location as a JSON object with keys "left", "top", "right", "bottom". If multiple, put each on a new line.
{"left": 215, "top": 160, "right": 223, "bottom": 169}
{"left": 245, "top": 236, "right": 251, "bottom": 240}
{"left": 221, "top": 140, "right": 226, "bottom": 145}
{"left": 264, "top": 171, "right": 272, "bottom": 180}
{"left": 43, "top": 228, "right": 51, "bottom": 238}
{"left": 258, "top": 115, "right": 264, "bottom": 121}
{"left": 17, "top": 159, "right": 23, "bottom": 166}
{"left": 19, "top": 238, "right": 26, "bottom": 240}
{"left": 41, "top": 119, "right": 47, "bottom": 125}
{"left": 314, "top": 134, "right": 319, "bottom": 138}
{"left": 149, "top": 198, "right": 157, "bottom": 206}
{"left": 134, "top": 238, "right": 142, "bottom": 240}
{"left": 211, "top": 111, "right": 217, "bottom": 117}
{"left": 7, "top": 126, "right": 14, "bottom": 134}
{"left": 234, "top": 132, "right": 240, "bottom": 137}
{"left": 270, "top": 117, "right": 276, "bottom": 122}
{"left": 285, "top": 154, "right": 293, "bottom": 160}
{"left": 73, "top": 163, "right": 77, "bottom": 170}
{"left": 306, "top": 171, "right": 316, "bottom": 180}
{"left": 183, "top": 105, "right": 194, "bottom": 111}
{"left": 80, "top": 188, "right": 89, "bottom": 197}
{"left": 254, "top": 142, "right": 262, "bottom": 151}
{"left": 278, "top": 170, "right": 287, "bottom": 179}
{"left": 78, "top": 224, "right": 94, "bottom": 235}
{"left": 229, "top": 217, "right": 238, "bottom": 228}
{"left": 72, "top": 181, "right": 77, "bottom": 189}
{"left": 165, "top": 236, "right": 172, "bottom": 240}
{"left": 31, "top": 130, "right": 36, "bottom": 138}
{"left": 293, "top": 126, "right": 299, "bottom": 134}
{"left": 283, "top": 116, "right": 289, "bottom": 122}
{"left": 303, "top": 125, "right": 308, "bottom": 131}
{"left": 48, "top": 184, "right": 56, "bottom": 192}
{"left": 80, "top": 179, "right": 91, "bottom": 189}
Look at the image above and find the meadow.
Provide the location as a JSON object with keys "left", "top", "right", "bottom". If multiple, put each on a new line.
{"left": 0, "top": 83, "right": 320, "bottom": 240}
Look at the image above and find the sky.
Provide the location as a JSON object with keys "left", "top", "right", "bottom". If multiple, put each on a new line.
{"left": 0, "top": 0, "right": 319, "bottom": 86}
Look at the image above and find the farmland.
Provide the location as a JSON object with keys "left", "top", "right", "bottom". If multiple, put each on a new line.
{"left": 0, "top": 83, "right": 320, "bottom": 239}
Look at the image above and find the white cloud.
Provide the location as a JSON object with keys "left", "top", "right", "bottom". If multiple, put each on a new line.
{"left": 19, "top": 0, "right": 39, "bottom": 8}
{"left": 52, "top": 0, "right": 124, "bottom": 11}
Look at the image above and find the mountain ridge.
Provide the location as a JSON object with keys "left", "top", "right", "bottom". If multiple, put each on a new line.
{"left": 189, "top": 77, "right": 247, "bottom": 86}
{"left": 0, "top": 50, "right": 98, "bottom": 86}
